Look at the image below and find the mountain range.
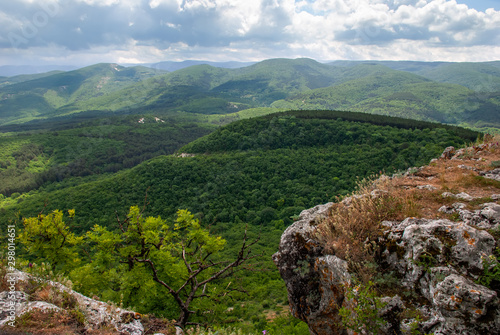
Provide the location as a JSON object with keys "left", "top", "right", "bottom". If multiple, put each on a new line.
{"left": 1, "top": 58, "right": 499, "bottom": 130}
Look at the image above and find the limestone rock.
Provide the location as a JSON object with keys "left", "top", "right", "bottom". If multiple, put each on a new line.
{"left": 417, "top": 185, "right": 437, "bottom": 191}
{"left": 273, "top": 203, "right": 350, "bottom": 335}
{"left": 0, "top": 270, "right": 145, "bottom": 334}
{"left": 481, "top": 168, "right": 500, "bottom": 182}
{"left": 441, "top": 192, "right": 475, "bottom": 201}
{"left": 276, "top": 205, "right": 500, "bottom": 335}
{"left": 441, "top": 146, "right": 456, "bottom": 159}
{"left": 440, "top": 202, "right": 500, "bottom": 230}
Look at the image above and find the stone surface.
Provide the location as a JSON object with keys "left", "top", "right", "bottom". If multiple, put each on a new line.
{"left": 441, "top": 146, "right": 456, "bottom": 159}
{"left": 0, "top": 270, "right": 145, "bottom": 334}
{"left": 417, "top": 185, "right": 438, "bottom": 191}
{"left": 276, "top": 205, "right": 500, "bottom": 335}
{"left": 481, "top": 168, "right": 500, "bottom": 182}
{"left": 440, "top": 202, "right": 500, "bottom": 230}
{"left": 442, "top": 192, "right": 475, "bottom": 201}
{"left": 273, "top": 203, "right": 350, "bottom": 335}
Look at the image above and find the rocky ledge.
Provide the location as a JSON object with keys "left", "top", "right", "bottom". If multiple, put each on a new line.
{"left": 274, "top": 142, "right": 500, "bottom": 335}
{"left": 0, "top": 270, "right": 174, "bottom": 334}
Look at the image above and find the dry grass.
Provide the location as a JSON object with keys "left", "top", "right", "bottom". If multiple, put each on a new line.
{"left": 317, "top": 135, "right": 500, "bottom": 284}
{"left": 0, "top": 263, "right": 176, "bottom": 335}
{"left": 12, "top": 309, "right": 86, "bottom": 335}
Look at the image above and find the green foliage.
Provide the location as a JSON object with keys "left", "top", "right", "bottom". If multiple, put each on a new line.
{"left": 339, "top": 281, "right": 387, "bottom": 334}
{"left": 263, "top": 314, "right": 309, "bottom": 335}
{"left": 19, "top": 209, "right": 82, "bottom": 273}
{"left": 0, "top": 63, "right": 165, "bottom": 125}
{"left": 271, "top": 66, "right": 500, "bottom": 129}
{"left": 0, "top": 114, "right": 214, "bottom": 196}
{"left": 64, "top": 206, "right": 253, "bottom": 328}
{"left": 477, "top": 248, "right": 500, "bottom": 290}
{"left": 2, "top": 59, "right": 499, "bottom": 130}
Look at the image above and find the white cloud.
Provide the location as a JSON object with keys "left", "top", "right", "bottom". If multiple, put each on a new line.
{"left": 0, "top": 0, "right": 499, "bottom": 64}
{"left": 74, "top": 0, "right": 120, "bottom": 6}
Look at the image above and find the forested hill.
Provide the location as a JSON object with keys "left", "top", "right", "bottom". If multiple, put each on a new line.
{"left": 181, "top": 110, "right": 479, "bottom": 154}
{"left": 0, "top": 110, "right": 480, "bottom": 332}
{"left": 1, "top": 58, "right": 499, "bottom": 132}
{"left": 271, "top": 66, "right": 500, "bottom": 129}
{"left": 1, "top": 111, "right": 478, "bottom": 233}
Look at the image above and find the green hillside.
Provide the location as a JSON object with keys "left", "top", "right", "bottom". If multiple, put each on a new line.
{"left": 0, "top": 70, "right": 65, "bottom": 88}
{"left": 0, "top": 107, "right": 282, "bottom": 198}
{"left": 1, "top": 58, "right": 499, "bottom": 131}
{"left": 272, "top": 67, "right": 499, "bottom": 127}
{"left": 330, "top": 60, "right": 500, "bottom": 93}
{"left": 211, "top": 58, "right": 342, "bottom": 105}
{"left": 417, "top": 62, "right": 500, "bottom": 92}
{"left": 0, "top": 64, "right": 165, "bottom": 125}
{"left": 0, "top": 111, "right": 478, "bottom": 332}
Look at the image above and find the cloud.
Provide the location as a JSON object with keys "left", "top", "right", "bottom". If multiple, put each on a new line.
{"left": 0, "top": 0, "right": 498, "bottom": 65}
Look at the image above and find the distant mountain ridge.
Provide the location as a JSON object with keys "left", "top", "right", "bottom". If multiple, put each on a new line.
{"left": 144, "top": 60, "right": 256, "bottom": 71}
{"left": 0, "top": 58, "right": 499, "bottom": 130}
{"left": 0, "top": 64, "right": 78, "bottom": 77}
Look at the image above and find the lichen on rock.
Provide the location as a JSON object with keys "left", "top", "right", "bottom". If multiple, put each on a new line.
{"left": 274, "top": 141, "right": 500, "bottom": 335}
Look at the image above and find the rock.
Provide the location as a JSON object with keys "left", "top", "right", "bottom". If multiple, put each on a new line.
{"left": 481, "top": 203, "right": 500, "bottom": 224}
{"left": 0, "top": 270, "right": 145, "bottom": 334}
{"left": 441, "top": 202, "right": 500, "bottom": 230}
{"left": 276, "top": 202, "right": 500, "bottom": 335}
{"left": 392, "top": 219, "right": 496, "bottom": 277}
{"left": 0, "top": 291, "right": 28, "bottom": 327}
{"left": 440, "top": 147, "right": 456, "bottom": 159}
{"left": 431, "top": 274, "right": 500, "bottom": 333}
{"left": 455, "top": 192, "right": 475, "bottom": 201}
{"left": 378, "top": 295, "right": 404, "bottom": 334}
{"left": 273, "top": 203, "right": 350, "bottom": 335}
{"left": 492, "top": 194, "right": 500, "bottom": 200}
{"left": 417, "top": 185, "right": 438, "bottom": 191}
{"left": 441, "top": 192, "right": 475, "bottom": 201}
{"left": 22, "top": 301, "right": 61, "bottom": 314}
{"left": 452, "top": 148, "right": 467, "bottom": 159}
{"left": 442, "top": 192, "right": 455, "bottom": 199}
{"left": 481, "top": 168, "right": 500, "bottom": 182}
{"left": 438, "top": 205, "right": 454, "bottom": 214}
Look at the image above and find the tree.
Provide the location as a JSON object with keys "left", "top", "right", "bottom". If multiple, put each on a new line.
{"left": 19, "top": 209, "right": 82, "bottom": 273}
{"left": 87, "top": 206, "right": 260, "bottom": 329}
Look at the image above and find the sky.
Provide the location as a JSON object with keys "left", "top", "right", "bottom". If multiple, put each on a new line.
{"left": 0, "top": 0, "right": 499, "bottom": 66}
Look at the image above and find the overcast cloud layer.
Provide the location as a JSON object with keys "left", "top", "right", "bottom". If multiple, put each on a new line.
{"left": 0, "top": 0, "right": 499, "bottom": 66}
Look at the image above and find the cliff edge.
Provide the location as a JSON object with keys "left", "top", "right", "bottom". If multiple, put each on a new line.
{"left": 274, "top": 139, "right": 500, "bottom": 335}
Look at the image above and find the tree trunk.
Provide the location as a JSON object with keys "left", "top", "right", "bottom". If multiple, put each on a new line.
{"left": 176, "top": 308, "right": 191, "bottom": 329}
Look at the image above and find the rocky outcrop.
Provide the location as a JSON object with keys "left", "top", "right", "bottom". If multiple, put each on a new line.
{"left": 0, "top": 270, "right": 145, "bottom": 334}
{"left": 274, "top": 143, "right": 500, "bottom": 335}
{"left": 272, "top": 203, "right": 350, "bottom": 335}
{"left": 275, "top": 205, "right": 500, "bottom": 335}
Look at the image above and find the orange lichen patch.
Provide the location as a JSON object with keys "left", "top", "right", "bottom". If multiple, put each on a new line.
{"left": 470, "top": 289, "right": 480, "bottom": 294}
{"left": 467, "top": 238, "right": 476, "bottom": 246}
{"left": 450, "top": 295, "right": 463, "bottom": 303}
{"left": 475, "top": 309, "right": 483, "bottom": 314}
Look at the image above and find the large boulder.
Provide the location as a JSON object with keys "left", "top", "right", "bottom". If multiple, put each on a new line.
{"left": 275, "top": 205, "right": 500, "bottom": 335}
{"left": 273, "top": 203, "right": 350, "bottom": 335}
